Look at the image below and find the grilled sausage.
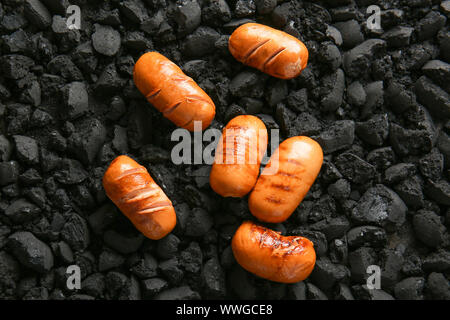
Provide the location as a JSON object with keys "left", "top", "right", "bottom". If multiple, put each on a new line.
{"left": 248, "top": 136, "right": 323, "bottom": 223}
{"left": 232, "top": 221, "right": 316, "bottom": 283}
{"left": 210, "top": 115, "right": 268, "bottom": 197}
{"left": 103, "top": 155, "right": 176, "bottom": 240}
{"left": 228, "top": 23, "right": 309, "bottom": 79}
{"left": 133, "top": 52, "right": 215, "bottom": 131}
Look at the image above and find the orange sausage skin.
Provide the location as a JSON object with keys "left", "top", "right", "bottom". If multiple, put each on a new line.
{"left": 249, "top": 136, "right": 323, "bottom": 223}
{"left": 229, "top": 23, "right": 309, "bottom": 79}
{"left": 133, "top": 52, "right": 215, "bottom": 131}
{"left": 210, "top": 115, "right": 268, "bottom": 197}
{"left": 232, "top": 221, "right": 316, "bottom": 283}
{"left": 102, "top": 155, "right": 176, "bottom": 240}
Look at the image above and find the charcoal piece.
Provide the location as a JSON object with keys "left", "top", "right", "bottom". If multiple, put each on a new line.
{"left": 13, "top": 135, "right": 39, "bottom": 165}
{"left": 383, "top": 163, "right": 416, "bottom": 184}
{"left": 382, "top": 26, "right": 414, "bottom": 48}
{"left": 103, "top": 230, "right": 144, "bottom": 255}
{"left": 141, "top": 278, "right": 168, "bottom": 299}
{"left": 201, "top": 257, "right": 226, "bottom": 298}
{"left": 130, "top": 253, "right": 158, "bottom": 279}
{"left": 393, "top": 175, "right": 424, "bottom": 209}
{"left": 0, "top": 161, "right": 19, "bottom": 186}
{"left": 183, "top": 26, "right": 220, "bottom": 58}
{"left": 8, "top": 231, "right": 54, "bottom": 273}
{"left": 202, "top": 0, "right": 231, "bottom": 27}
{"left": 92, "top": 24, "right": 121, "bottom": 57}
{"left": 356, "top": 114, "right": 389, "bottom": 146}
{"left": 98, "top": 250, "right": 125, "bottom": 272}
{"left": 156, "top": 234, "right": 180, "bottom": 260}
{"left": 321, "top": 69, "right": 345, "bottom": 112}
{"left": 154, "top": 286, "right": 200, "bottom": 300}
{"left": 119, "top": 0, "right": 148, "bottom": 24}
{"left": 174, "top": 0, "right": 201, "bottom": 36}
{"left": 335, "top": 153, "right": 375, "bottom": 184}
{"left": 47, "top": 55, "right": 83, "bottom": 81}
{"left": 413, "top": 210, "right": 446, "bottom": 248}
{"left": 334, "top": 20, "right": 364, "bottom": 48}
{"left": 0, "top": 55, "right": 34, "bottom": 79}
{"left": 416, "top": 11, "right": 447, "bottom": 41}
{"left": 158, "top": 258, "right": 184, "bottom": 285}
{"left": 185, "top": 208, "right": 213, "bottom": 237}
{"left": 343, "top": 39, "right": 386, "bottom": 78}
{"left": 425, "top": 179, "right": 450, "bottom": 206}
{"left": 347, "top": 226, "right": 387, "bottom": 249}
{"left": 61, "top": 213, "right": 90, "bottom": 251}
{"left": 422, "top": 60, "right": 450, "bottom": 92}
{"left": 427, "top": 273, "right": 450, "bottom": 300}
{"left": 4, "top": 198, "right": 41, "bottom": 223}
{"left": 62, "top": 82, "right": 88, "bottom": 120}
{"left": 415, "top": 76, "right": 450, "bottom": 118}
{"left": 24, "top": 0, "right": 52, "bottom": 29}
{"left": 348, "top": 247, "right": 377, "bottom": 283}
{"left": 351, "top": 185, "right": 406, "bottom": 231}
{"left": 313, "top": 120, "right": 355, "bottom": 154}
{"left": 310, "top": 257, "right": 350, "bottom": 293}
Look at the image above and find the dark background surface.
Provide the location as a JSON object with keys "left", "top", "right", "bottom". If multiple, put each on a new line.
{"left": 0, "top": 0, "right": 449, "bottom": 300}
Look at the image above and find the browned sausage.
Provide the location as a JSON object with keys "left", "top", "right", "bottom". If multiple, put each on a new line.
{"left": 133, "top": 52, "right": 215, "bottom": 131}
{"left": 102, "top": 155, "right": 176, "bottom": 240}
{"left": 210, "top": 115, "right": 268, "bottom": 197}
{"left": 248, "top": 136, "right": 323, "bottom": 223}
{"left": 228, "top": 23, "right": 309, "bottom": 79}
{"left": 232, "top": 221, "right": 316, "bottom": 283}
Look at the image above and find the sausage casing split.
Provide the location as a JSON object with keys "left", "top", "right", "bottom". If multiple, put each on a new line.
{"left": 228, "top": 23, "right": 309, "bottom": 79}
{"left": 102, "top": 155, "right": 176, "bottom": 240}
{"left": 133, "top": 52, "right": 215, "bottom": 131}
{"left": 210, "top": 115, "right": 268, "bottom": 198}
{"left": 232, "top": 221, "right": 316, "bottom": 283}
{"left": 248, "top": 136, "right": 323, "bottom": 223}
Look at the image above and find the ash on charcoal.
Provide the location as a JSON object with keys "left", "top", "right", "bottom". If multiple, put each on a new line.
{"left": 4, "top": 198, "right": 41, "bottom": 224}
{"left": 8, "top": 231, "right": 53, "bottom": 273}
{"left": 351, "top": 185, "right": 406, "bottom": 231}
{"left": 347, "top": 226, "right": 387, "bottom": 249}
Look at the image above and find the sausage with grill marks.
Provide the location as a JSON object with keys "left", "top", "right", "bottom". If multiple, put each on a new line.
{"left": 210, "top": 115, "right": 268, "bottom": 198}
{"left": 232, "top": 221, "right": 316, "bottom": 283}
{"left": 103, "top": 155, "right": 176, "bottom": 240}
{"left": 248, "top": 136, "right": 323, "bottom": 223}
{"left": 228, "top": 23, "right": 309, "bottom": 79}
{"left": 133, "top": 52, "right": 215, "bottom": 131}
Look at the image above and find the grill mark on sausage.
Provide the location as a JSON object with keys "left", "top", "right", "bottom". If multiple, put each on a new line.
{"left": 278, "top": 171, "right": 300, "bottom": 180}
{"left": 186, "top": 95, "right": 213, "bottom": 106}
{"left": 121, "top": 186, "right": 160, "bottom": 204}
{"left": 137, "top": 201, "right": 172, "bottom": 214}
{"left": 114, "top": 167, "right": 147, "bottom": 181}
{"left": 163, "top": 101, "right": 182, "bottom": 116}
{"left": 243, "top": 39, "right": 271, "bottom": 63}
{"left": 146, "top": 88, "right": 161, "bottom": 101}
{"left": 265, "top": 195, "right": 283, "bottom": 204}
{"left": 263, "top": 47, "right": 286, "bottom": 72}
{"left": 271, "top": 183, "right": 291, "bottom": 192}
